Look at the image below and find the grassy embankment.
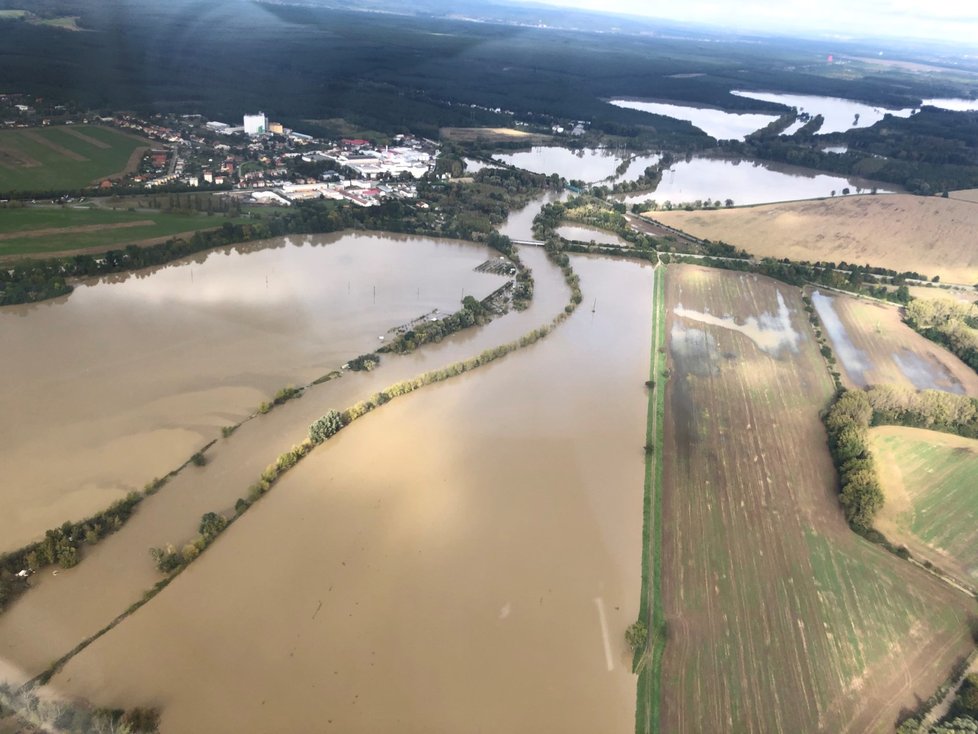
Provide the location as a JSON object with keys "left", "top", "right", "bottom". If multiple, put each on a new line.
{"left": 0, "top": 207, "right": 248, "bottom": 257}
{"left": 635, "top": 264, "right": 666, "bottom": 734}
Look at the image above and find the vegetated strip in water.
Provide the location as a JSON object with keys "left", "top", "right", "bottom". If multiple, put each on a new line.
{"left": 23, "top": 244, "right": 581, "bottom": 693}
{"left": 0, "top": 240, "right": 528, "bottom": 617}
{"left": 635, "top": 265, "right": 666, "bottom": 734}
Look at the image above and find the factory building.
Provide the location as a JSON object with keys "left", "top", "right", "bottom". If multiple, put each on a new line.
{"left": 243, "top": 112, "right": 268, "bottom": 136}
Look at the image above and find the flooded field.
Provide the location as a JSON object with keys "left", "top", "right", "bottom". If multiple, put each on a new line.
{"left": 608, "top": 99, "right": 778, "bottom": 140}
{"left": 0, "top": 234, "right": 508, "bottom": 552}
{"left": 492, "top": 146, "right": 630, "bottom": 183}
{"left": 44, "top": 255, "right": 653, "bottom": 734}
{"left": 624, "top": 156, "right": 889, "bottom": 207}
{"left": 811, "top": 290, "right": 978, "bottom": 394}
{"left": 662, "top": 265, "right": 976, "bottom": 733}
{"left": 0, "top": 245, "right": 568, "bottom": 685}
{"left": 730, "top": 90, "right": 913, "bottom": 134}
{"left": 556, "top": 224, "right": 628, "bottom": 246}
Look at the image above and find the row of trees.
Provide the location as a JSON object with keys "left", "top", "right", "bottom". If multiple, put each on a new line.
{"left": 823, "top": 385, "right": 978, "bottom": 533}
{"left": 1, "top": 167, "right": 553, "bottom": 307}
{"left": 905, "top": 298, "right": 978, "bottom": 373}
{"left": 0, "top": 682, "right": 159, "bottom": 734}
{"left": 0, "top": 492, "right": 143, "bottom": 613}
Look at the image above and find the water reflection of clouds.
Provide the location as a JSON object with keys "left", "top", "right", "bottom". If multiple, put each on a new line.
{"left": 731, "top": 91, "right": 914, "bottom": 134}
{"left": 70, "top": 235, "right": 482, "bottom": 311}
{"left": 625, "top": 157, "right": 890, "bottom": 207}
{"left": 609, "top": 99, "right": 779, "bottom": 140}
{"left": 674, "top": 291, "right": 801, "bottom": 355}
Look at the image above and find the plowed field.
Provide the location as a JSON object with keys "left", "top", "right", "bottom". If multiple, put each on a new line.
{"left": 661, "top": 265, "right": 976, "bottom": 733}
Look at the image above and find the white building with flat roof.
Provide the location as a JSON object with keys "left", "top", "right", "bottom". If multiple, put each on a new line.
{"left": 243, "top": 112, "right": 268, "bottom": 136}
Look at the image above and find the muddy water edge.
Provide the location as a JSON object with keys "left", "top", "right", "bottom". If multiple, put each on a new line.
{"left": 44, "top": 254, "right": 653, "bottom": 733}
{"left": 0, "top": 233, "right": 510, "bottom": 552}
{"left": 0, "top": 243, "right": 569, "bottom": 684}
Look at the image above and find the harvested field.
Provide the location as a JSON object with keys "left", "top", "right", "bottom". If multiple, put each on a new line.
{"left": 440, "top": 126, "right": 550, "bottom": 144}
{"left": 871, "top": 426, "right": 978, "bottom": 586}
{"left": 809, "top": 290, "right": 978, "bottom": 394}
{"left": 656, "top": 195, "right": 978, "bottom": 285}
{"left": 949, "top": 189, "right": 978, "bottom": 204}
{"left": 0, "top": 126, "right": 150, "bottom": 194}
{"left": 661, "top": 265, "right": 976, "bottom": 733}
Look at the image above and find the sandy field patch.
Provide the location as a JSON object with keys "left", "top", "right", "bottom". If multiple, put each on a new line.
{"left": 657, "top": 194, "right": 978, "bottom": 285}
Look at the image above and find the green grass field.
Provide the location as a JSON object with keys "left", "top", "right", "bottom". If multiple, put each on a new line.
{"left": 872, "top": 426, "right": 978, "bottom": 583}
{"left": 0, "top": 207, "right": 245, "bottom": 257}
{"left": 0, "top": 125, "right": 148, "bottom": 193}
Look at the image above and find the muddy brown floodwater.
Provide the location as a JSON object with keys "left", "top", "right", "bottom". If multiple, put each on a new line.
{"left": 44, "top": 255, "right": 652, "bottom": 733}
{"left": 0, "top": 233, "right": 507, "bottom": 552}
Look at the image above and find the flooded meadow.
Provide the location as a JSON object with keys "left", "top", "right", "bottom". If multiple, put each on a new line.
{"left": 40, "top": 254, "right": 654, "bottom": 733}
{"left": 0, "top": 234, "right": 509, "bottom": 552}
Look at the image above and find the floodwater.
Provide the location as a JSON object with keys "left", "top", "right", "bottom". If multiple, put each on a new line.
{"left": 492, "top": 146, "right": 630, "bottom": 183}
{"left": 608, "top": 99, "right": 778, "bottom": 140}
{"left": 463, "top": 157, "right": 501, "bottom": 174}
{"left": 616, "top": 153, "right": 663, "bottom": 183}
{"left": 0, "top": 246, "right": 568, "bottom": 684}
{"left": 624, "top": 156, "right": 891, "bottom": 207}
{"left": 47, "top": 255, "right": 653, "bottom": 734}
{"left": 497, "top": 189, "right": 570, "bottom": 241}
{"left": 811, "top": 290, "right": 873, "bottom": 386}
{"left": 922, "top": 98, "right": 978, "bottom": 112}
{"left": 730, "top": 91, "right": 913, "bottom": 134}
{"left": 674, "top": 290, "right": 801, "bottom": 355}
{"left": 556, "top": 224, "right": 628, "bottom": 246}
{"left": 0, "top": 233, "right": 508, "bottom": 552}
{"left": 892, "top": 350, "right": 966, "bottom": 394}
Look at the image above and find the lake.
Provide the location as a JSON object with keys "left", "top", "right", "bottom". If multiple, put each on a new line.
{"left": 623, "top": 156, "right": 892, "bottom": 207}
{"left": 492, "top": 146, "right": 632, "bottom": 183}
{"left": 730, "top": 90, "right": 913, "bottom": 134}
{"left": 608, "top": 99, "right": 779, "bottom": 140}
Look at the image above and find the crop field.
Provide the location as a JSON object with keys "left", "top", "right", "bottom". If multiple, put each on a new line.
{"left": 0, "top": 125, "right": 149, "bottom": 194}
{"left": 809, "top": 290, "right": 978, "bottom": 395}
{"left": 0, "top": 207, "right": 245, "bottom": 258}
{"left": 439, "top": 127, "right": 550, "bottom": 144}
{"left": 660, "top": 265, "right": 976, "bottom": 733}
{"left": 656, "top": 195, "right": 978, "bottom": 285}
{"left": 871, "top": 426, "right": 978, "bottom": 586}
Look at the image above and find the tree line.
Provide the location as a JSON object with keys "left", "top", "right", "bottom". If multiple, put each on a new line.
{"left": 823, "top": 385, "right": 978, "bottom": 542}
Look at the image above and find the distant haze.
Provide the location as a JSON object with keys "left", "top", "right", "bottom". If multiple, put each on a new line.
{"left": 520, "top": 0, "right": 978, "bottom": 45}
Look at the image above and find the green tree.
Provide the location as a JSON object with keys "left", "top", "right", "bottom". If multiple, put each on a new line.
{"left": 310, "top": 410, "right": 345, "bottom": 444}
{"left": 199, "top": 512, "right": 228, "bottom": 542}
{"left": 625, "top": 620, "right": 648, "bottom": 652}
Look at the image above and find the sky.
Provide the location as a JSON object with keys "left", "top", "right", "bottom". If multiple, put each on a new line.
{"left": 524, "top": 0, "right": 978, "bottom": 45}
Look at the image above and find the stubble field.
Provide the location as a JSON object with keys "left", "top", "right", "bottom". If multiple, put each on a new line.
{"left": 809, "top": 290, "right": 978, "bottom": 395}
{"left": 660, "top": 265, "right": 976, "bottom": 733}
{"left": 656, "top": 195, "right": 978, "bottom": 285}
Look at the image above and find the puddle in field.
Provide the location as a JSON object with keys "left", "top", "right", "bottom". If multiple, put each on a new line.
{"left": 673, "top": 291, "right": 801, "bottom": 355}
{"left": 892, "top": 349, "right": 965, "bottom": 394}
{"left": 811, "top": 291, "right": 872, "bottom": 386}
{"left": 670, "top": 324, "right": 719, "bottom": 376}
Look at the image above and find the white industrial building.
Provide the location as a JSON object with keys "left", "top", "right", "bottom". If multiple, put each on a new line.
{"left": 243, "top": 112, "right": 268, "bottom": 136}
